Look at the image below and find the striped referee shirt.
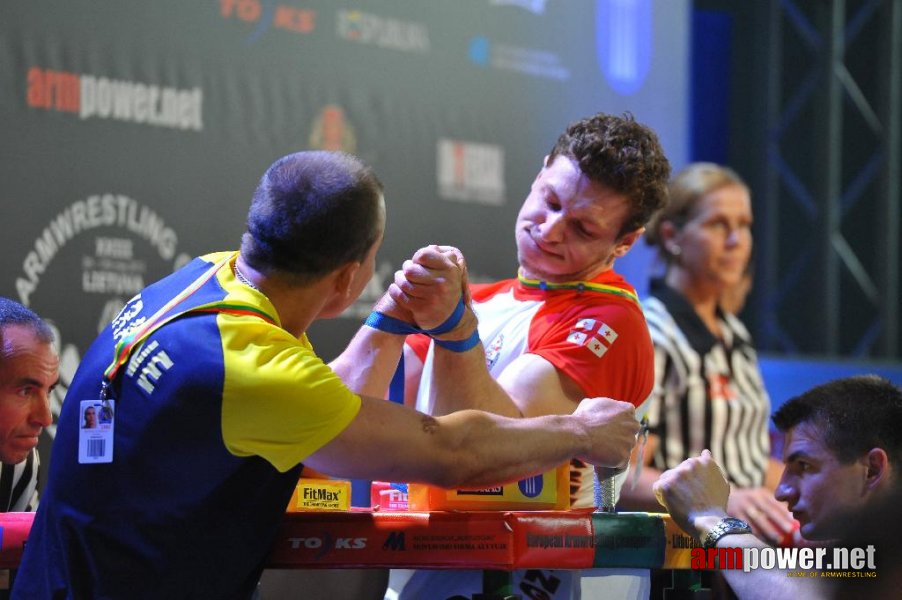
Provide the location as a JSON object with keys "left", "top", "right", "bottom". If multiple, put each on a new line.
{"left": 0, "top": 447, "right": 39, "bottom": 512}
{"left": 642, "top": 279, "right": 771, "bottom": 488}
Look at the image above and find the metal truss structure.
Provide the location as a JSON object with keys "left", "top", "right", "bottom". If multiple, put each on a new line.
{"left": 757, "top": 0, "right": 901, "bottom": 358}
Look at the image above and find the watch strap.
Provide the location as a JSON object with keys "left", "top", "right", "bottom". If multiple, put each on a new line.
{"left": 702, "top": 517, "right": 752, "bottom": 549}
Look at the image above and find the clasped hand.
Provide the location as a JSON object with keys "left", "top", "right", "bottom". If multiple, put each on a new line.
{"left": 376, "top": 245, "right": 470, "bottom": 331}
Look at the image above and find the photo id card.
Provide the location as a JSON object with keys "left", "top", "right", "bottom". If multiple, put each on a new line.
{"left": 78, "top": 399, "right": 115, "bottom": 464}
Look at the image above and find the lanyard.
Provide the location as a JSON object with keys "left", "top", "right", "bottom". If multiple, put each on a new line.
{"left": 100, "top": 253, "right": 277, "bottom": 399}
{"left": 517, "top": 270, "right": 640, "bottom": 306}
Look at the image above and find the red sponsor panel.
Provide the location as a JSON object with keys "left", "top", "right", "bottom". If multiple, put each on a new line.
{"left": 512, "top": 511, "right": 595, "bottom": 569}
{"left": 0, "top": 512, "right": 35, "bottom": 569}
{"left": 0, "top": 510, "right": 693, "bottom": 571}
{"left": 267, "top": 510, "right": 516, "bottom": 570}
{"left": 370, "top": 481, "right": 409, "bottom": 511}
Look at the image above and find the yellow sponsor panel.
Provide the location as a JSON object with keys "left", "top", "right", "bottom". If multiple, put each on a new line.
{"left": 408, "top": 464, "right": 570, "bottom": 511}
{"left": 287, "top": 478, "right": 352, "bottom": 512}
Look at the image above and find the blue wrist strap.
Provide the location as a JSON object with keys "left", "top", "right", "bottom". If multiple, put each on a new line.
{"left": 365, "top": 297, "right": 477, "bottom": 352}
{"left": 364, "top": 311, "right": 419, "bottom": 335}
{"left": 365, "top": 298, "right": 467, "bottom": 336}
{"left": 422, "top": 299, "right": 466, "bottom": 335}
{"left": 433, "top": 329, "right": 481, "bottom": 353}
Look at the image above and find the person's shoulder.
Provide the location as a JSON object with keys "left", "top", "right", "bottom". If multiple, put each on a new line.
{"left": 470, "top": 277, "right": 516, "bottom": 301}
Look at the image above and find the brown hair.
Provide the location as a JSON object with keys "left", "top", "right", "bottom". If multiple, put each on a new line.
{"left": 547, "top": 112, "right": 671, "bottom": 237}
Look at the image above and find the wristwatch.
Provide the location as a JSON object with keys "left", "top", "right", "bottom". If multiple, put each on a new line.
{"left": 702, "top": 517, "right": 752, "bottom": 548}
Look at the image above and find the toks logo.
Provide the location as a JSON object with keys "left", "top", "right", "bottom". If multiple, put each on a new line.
{"left": 286, "top": 534, "right": 368, "bottom": 560}
{"left": 219, "top": 0, "right": 315, "bottom": 40}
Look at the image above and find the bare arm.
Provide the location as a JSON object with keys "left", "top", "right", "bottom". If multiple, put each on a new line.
{"left": 331, "top": 244, "right": 469, "bottom": 400}
{"left": 329, "top": 327, "right": 405, "bottom": 398}
{"left": 390, "top": 245, "right": 636, "bottom": 466}
{"left": 303, "top": 394, "right": 638, "bottom": 487}
{"left": 620, "top": 435, "right": 796, "bottom": 541}
{"left": 387, "top": 245, "right": 525, "bottom": 416}
{"left": 425, "top": 310, "right": 524, "bottom": 418}
{"left": 402, "top": 345, "right": 424, "bottom": 408}
{"left": 329, "top": 244, "right": 463, "bottom": 398}
{"left": 653, "top": 452, "right": 825, "bottom": 600}
{"left": 425, "top": 345, "right": 637, "bottom": 468}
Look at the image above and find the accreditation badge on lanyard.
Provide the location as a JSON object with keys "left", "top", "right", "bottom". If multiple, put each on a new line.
{"left": 80, "top": 253, "right": 277, "bottom": 466}
{"left": 78, "top": 399, "right": 116, "bottom": 463}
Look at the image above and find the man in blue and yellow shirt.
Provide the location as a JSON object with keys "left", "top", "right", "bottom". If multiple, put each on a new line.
{"left": 15, "top": 151, "right": 640, "bottom": 599}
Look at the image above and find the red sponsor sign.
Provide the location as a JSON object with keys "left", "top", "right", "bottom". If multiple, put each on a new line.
{"left": 0, "top": 512, "right": 35, "bottom": 569}
{"left": 268, "top": 510, "right": 515, "bottom": 569}
{"left": 0, "top": 510, "right": 693, "bottom": 570}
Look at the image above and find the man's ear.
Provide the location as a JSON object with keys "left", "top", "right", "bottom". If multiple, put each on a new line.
{"left": 333, "top": 261, "right": 361, "bottom": 298}
{"left": 863, "top": 447, "right": 890, "bottom": 493}
{"left": 612, "top": 227, "right": 645, "bottom": 259}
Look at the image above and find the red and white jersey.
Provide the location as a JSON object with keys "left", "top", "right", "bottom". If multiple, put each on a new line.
{"left": 411, "top": 269, "right": 654, "bottom": 508}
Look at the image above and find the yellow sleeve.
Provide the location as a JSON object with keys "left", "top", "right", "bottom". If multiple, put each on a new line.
{"left": 218, "top": 312, "right": 361, "bottom": 472}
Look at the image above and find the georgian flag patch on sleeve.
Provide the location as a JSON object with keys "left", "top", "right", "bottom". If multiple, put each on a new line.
{"left": 566, "top": 318, "right": 618, "bottom": 358}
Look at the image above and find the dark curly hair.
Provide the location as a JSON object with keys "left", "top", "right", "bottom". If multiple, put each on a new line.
{"left": 240, "top": 151, "right": 383, "bottom": 283}
{"left": 773, "top": 375, "right": 902, "bottom": 466}
{"left": 547, "top": 112, "right": 671, "bottom": 236}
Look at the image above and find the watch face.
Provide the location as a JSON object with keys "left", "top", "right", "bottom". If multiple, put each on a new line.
{"left": 723, "top": 517, "right": 750, "bottom": 529}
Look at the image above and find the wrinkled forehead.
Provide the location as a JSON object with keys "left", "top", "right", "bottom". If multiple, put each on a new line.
{"left": 782, "top": 421, "right": 833, "bottom": 460}
{"left": 1, "top": 324, "right": 52, "bottom": 358}
{"left": 0, "top": 325, "right": 59, "bottom": 378}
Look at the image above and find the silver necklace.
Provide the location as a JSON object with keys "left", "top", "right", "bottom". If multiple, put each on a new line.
{"left": 234, "top": 263, "right": 259, "bottom": 291}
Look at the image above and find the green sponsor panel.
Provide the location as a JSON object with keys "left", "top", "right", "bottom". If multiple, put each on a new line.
{"left": 591, "top": 512, "right": 665, "bottom": 569}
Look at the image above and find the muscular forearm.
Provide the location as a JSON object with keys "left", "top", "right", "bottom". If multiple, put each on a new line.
{"left": 710, "top": 533, "right": 825, "bottom": 600}
{"left": 426, "top": 307, "right": 523, "bottom": 418}
{"left": 428, "top": 410, "right": 584, "bottom": 488}
{"left": 306, "top": 396, "right": 589, "bottom": 487}
{"left": 429, "top": 343, "right": 523, "bottom": 418}
{"left": 329, "top": 327, "right": 405, "bottom": 398}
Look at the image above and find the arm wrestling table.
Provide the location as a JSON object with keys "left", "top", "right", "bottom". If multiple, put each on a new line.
{"left": 0, "top": 510, "right": 700, "bottom": 599}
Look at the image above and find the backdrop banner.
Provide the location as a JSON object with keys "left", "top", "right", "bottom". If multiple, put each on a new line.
{"left": 1, "top": 0, "right": 690, "bottom": 486}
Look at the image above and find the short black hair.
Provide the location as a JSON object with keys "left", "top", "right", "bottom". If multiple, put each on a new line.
{"left": 773, "top": 375, "right": 902, "bottom": 465}
{"left": 240, "top": 151, "right": 384, "bottom": 282}
{"left": 547, "top": 112, "right": 671, "bottom": 236}
{"left": 0, "top": 296, "right": 54, "bottom": 347}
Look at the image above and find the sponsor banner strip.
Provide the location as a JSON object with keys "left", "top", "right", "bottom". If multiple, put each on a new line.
{"left": 0, "top": 510, "right": 691, "bottom": 570}
{"left": 591, "top": 512, "right": 665, "bottom": 569}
